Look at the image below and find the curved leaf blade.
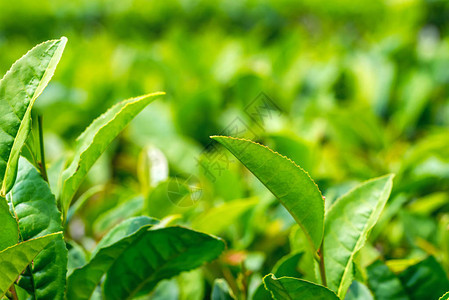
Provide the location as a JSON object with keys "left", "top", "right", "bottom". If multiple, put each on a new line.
{"left": 324, "top": 174, "right": 394, "bottom": 298}
{"left": 440, "top": 292, "right": 449, "bottom": 300}
{"left": 8, "top": 158, "right": 67, "bottom": 299}
{"left": 0, "top": 37, "right": 66, "bottom": 195}
{"left": 67, "top": 216, "right": 159, "bottom": 300}
{"left": 60, "top": 92, "right": 165, "bottom": 217}
{"left": 211, "top": 136, "right": 324, "bottom": 251}
{"left": 103, "top": 226, "right": 225, "bottom": 300}
{"left": 263, "top": 274, "right": 339, "bottom": 300}
{"left": 0, "top": 233, "right": 61, "bottom": 298}
{"left": 0, "top": 197, "right": 18, "bottom": 251}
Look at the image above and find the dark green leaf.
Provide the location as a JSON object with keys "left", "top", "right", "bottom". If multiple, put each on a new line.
{"left": 263, "top": 274, "right": 339, "bottom": 300}
{"left": 367, "top": 260, "right": 409, "bottom": 300}
{"left": 9, "top": 158, "right": 67, "bottom": 299}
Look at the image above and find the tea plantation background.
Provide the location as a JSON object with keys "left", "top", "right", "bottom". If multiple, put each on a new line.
{"left": 1, "top": 0, "right": 448, "bottom": 299}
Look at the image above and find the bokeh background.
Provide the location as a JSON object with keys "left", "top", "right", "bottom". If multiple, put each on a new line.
{"left": 1, "top": 0, "right": 449, "bottom": 298}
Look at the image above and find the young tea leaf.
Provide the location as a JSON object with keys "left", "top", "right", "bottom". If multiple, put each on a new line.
{"left": 324, "top": 174, "right": 394, "bottom": 298}
{"left": 0, "top": 37, "right": 66, "bottom": 195}
{"left": 211, "top": 136, "right": 324, "bottom": 252}
{"left": 263, "top": 274, "right": 339, "bottom": 300}
{"left": 0, "top": 233, "right": 61, "bottom": 298}
{"left": 8, "top": 158, "right": 67, "bottom": 300}
{"left": 60, "top": 92, "right": 165, "bottom": 218}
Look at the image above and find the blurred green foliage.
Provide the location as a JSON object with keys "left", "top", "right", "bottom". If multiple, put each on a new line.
{"left": 1, "top": 0, "right": 449, "bottom": 298}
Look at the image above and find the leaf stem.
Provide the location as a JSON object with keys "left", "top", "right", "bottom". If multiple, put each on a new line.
{"left": 9, "top": 285, "right": 18, "bottom": 300}
{"left": 318, "top": 241, "right": 328, "bottom": 287}
{"left": 37, "top": 115, "right": 49, "bottom": 183}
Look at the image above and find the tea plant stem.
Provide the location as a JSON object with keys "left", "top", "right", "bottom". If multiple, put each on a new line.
{"left": 318, "top": 241, "right": 327, "bottom": 287}
{"left": 37, "top": 115, "right": 48, "bottom": 183}
{"left": 9, "top": 285, "right": 18, "bottom": 300}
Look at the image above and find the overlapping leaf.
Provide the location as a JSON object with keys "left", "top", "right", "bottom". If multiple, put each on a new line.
{"left": 263, "top": 274, "right": 339, "bottom": 300}
{"left": 103, "top": 226, "right": 226, "bottom": 299}
{"left": 8, "top": 158, "right": 67, "bottom": 299}
{"left": 0, "top": 37, "right": 66, "bottom": 195}
{"left": 67, "top": 216, "right": 159, "bottom": 300}
{"left": 324, "top": 174, "right": 394, "bottom": 298}
{"left": 60, "top": 92, "right": 165, "bottom": 217}
{"left": 211, "top": 136, "right": 324, "bottom": 251}
{"left": 0, "top": 233, "right": 61, "bottom": 298}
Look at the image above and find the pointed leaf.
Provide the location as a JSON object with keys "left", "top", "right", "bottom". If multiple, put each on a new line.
{"left": 67, "top": 216, "right": 159, "bottom": 300}
{"left": 324, "top": 174, "right": 394, "bottom": 298}
{"left": 8, "top": 158, "right": 67, "bottom": 299}
{"left": 60, "top": 92, "right": 165, "bottom": 217}
{"left": 0, "top": 233, "right": 61, "bottom": 298}
{"left": 103, "top": 226, "right": 225, "bottom": 300}
{"left": 211, "top": 136, "right": 324, "bottom": 251}
{"left": 263, "top": 274, "right": 339, "bottom": 300}
{"left": 0, "top": 37, "right": 66, "bottom": 195}
{"left": 0, "top": 196, "right": 18, "bottom": 251}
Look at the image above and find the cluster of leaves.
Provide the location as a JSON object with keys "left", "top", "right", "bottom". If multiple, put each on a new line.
{"left": 0, "top": 38, "right": 449, "bottom": 300}
{"left": 0, "top": 38, "right": 224, "bottom": 300}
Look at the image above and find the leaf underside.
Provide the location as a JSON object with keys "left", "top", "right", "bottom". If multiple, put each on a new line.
{"left": 323, "top": 174, "right": 394, "bottom": 298}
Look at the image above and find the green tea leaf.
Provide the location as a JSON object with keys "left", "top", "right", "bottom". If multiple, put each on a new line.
{"left": 8, "top": 158, "right": 67, "bottom": 299}
{"left": 367, "top": 260, "right": 409, "bottom": 300}
{"left": 211, "top": 136, "right": 324, "bottom": 251}
{"left": 211, "top": 279, "right": 236, "bottom": 300}
{"left": 103, "top": 226, "right": 225, "bottom": 299}
{"left": 0, "top": 233, "right": 61, "bottom": 298}
{"left": 439, "top": 292, "right": 449, "bottom": 300}
{"left": 0, "top": 37, "right": 66, "bottom": 195}
{"left": 60, "top": 92, "right": 165, "bottom": 218}
{"left": 263, "top": 274, "right": 339, "bottom": 300}
{"left": 398, "top": 256, "right": 449, "bottom": 300}
{"left": 67, "top": 216, "right": 159, "bottom": 300}
{"left": 344, "top": 281, "right": 374, "bottom": 300}
{"left": 0, "top": 197, "right": 18, "bottom": 251}
{"left": 324, "top": 174, "right": 394, "bottom": 298}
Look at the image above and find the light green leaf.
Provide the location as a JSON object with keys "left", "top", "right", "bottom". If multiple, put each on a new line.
{"left": 324, "top": 174, "right": 394, "bottom": 298}
{"left": 0, "top": 197, "right": 18, "bottom": 251}
{"left": 439, "top": 292, "right": 449, "bottom": 300}
{"left": 212, "top": 279, "right": 236, "bottom": 300}
{"left": 366, "top": 260, "right": 409, "bottom": 300}
{"left": 103, "top": 226, "right": 225, "bottom": 300}
{"left": 8, "top": 158, "right": 67, "bottom": 299}
{"left": 192, "top": 197, "right": 258, "bottom": 235}
{"left": 60, "top": 92, "right": 165, "bottom": 218}
{"left": 67, "top": 216, "right": 159, "bottom": 300}
{"left": 0, "top": 37, "right": 66, "bottom": 195}
{"left": 263, "top": 274, "right": 339, "bottom": 300}
{"left": 211, "top": 136, "right": 324, "bottom": 251}
{"left": 0, "top": 233, "right": 61, "bottom": 298}
{"left": 344, "top": 281, "right": 373, "bottom": 300}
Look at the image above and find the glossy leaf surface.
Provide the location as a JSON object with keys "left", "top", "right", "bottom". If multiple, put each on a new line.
{"left": 211, "top": 136, "right": 324, "bottom": 251}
